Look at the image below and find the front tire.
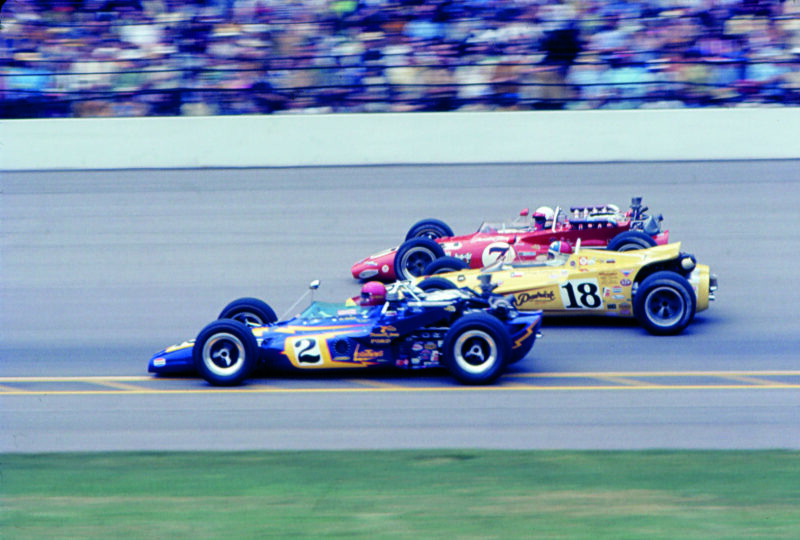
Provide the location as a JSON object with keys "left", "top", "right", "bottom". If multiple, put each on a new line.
{"left": 193, "top": 319, "right": 258, "bottom": 386}
{"left": 607, "top": 230, "right": 657, "bottom": 251}
{"left": 394, "top": 238, "right": 445, "bottom": 280}
{"left": 633, "top": 271, "right": 696, "bottom": 335}
{"left": 405, "top": 218, "right": 454, "bottom": 241}
{"left": 219, "top": 297, "right": 277, "bottom": 326}
{"left": 443, "top": 313, "right": 511, "bottom": 385}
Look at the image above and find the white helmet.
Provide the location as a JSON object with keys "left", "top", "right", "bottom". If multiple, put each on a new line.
{"left": 534, "top": 206, "right": 554, "bottom": 221}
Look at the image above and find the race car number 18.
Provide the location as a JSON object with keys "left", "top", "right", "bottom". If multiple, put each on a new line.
{"left": 560, "top": 278, "right": 603, "bottom": 310}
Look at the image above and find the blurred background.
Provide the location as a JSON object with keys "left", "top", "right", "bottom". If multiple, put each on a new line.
{"left": 2, "top": 0, "right": 799, "bottom": 119}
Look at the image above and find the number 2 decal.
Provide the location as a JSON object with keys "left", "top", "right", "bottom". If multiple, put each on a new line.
{"left": 294, "top": 337, "right": 322, "bottom": 365}
{"left": 560, "top": 279, "right": 603, "bottom": 310}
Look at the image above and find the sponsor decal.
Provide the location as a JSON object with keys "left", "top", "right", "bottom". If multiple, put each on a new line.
{"left": 424, "top": 342, "right": 437, "bottom": 350}
{"left": 620, "top": 303, "right": 631, "bottom": 309}
{"left": 445, "top": 305, "right": 456, "bottom": 312}
{"left": 364, "top": 261, "right": 378, "bottom": 267}
{"left": 442, "top": 242, "right": 462, "bottom": 250}
{"left": 613, "top": 294, "right": 625, "bottom": 300}
{"left": 620, "top": 279, "right": 632, "bottom": 287}
{"left": 514, "top": 290, "right": 555, "bottom": 306}
{"left": 579, "top": 257, "right": 588, "bottom": 266}
{"left": 411, "top": 343, "right": 424, "bottom": 352}
{"left": 381, "top": 264, "right": 390, "bottom": 274}
{"left": 606, "top": 259, "right": 616, "bottom": 264}
{"left": 453, "top": 252, "right": 472, "bottom": 264}
{"left": 353, "top": 346, "right": 383, "bottom": 363}
{"left": 612, "top": 287, "right": 623, "bottom": 294}
{"left": 370, "top": 325, "right": 399, "bottom": 344}
{"left": 621, "top": 270, "right": 632, "bottom": 277}
{"left": 607, "top": 304, "right": 617, "bottom": 309}
{"left": 511, "top": 272, "right": 524, "bottom": 278}
{"left": 153, "top": 358, "right": 166, "bottom": 367}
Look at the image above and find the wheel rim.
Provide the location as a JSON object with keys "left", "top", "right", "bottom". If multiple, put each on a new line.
{"left": 399, "top": 247, "right": 436, "bottom": 278}
{"left": 231, "top": 311, "right": 264, "bottom": 326}
{"left": 202, "top": 332, "right": 246, "bottom": 377}
{"left": 618, "top": 242, "right": 646, "bottom": 251}
{"left": 643, "top": 286, "right": 685, "bottom": 327}
{"left": 453, "top": 330, "right": 498, "bottom": 374}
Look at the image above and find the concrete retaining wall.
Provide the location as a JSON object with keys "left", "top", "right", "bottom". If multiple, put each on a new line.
{"left": 3, "top": 108, "right": 798, "bottom": 170}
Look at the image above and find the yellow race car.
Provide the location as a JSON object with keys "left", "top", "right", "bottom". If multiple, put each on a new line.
{"left": 413, "top": 242, "right": 717, "bottom": 335}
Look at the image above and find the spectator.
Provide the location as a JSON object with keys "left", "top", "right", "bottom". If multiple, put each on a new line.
{"left": 2, "top": 0, "right": 800, "bottom": 117}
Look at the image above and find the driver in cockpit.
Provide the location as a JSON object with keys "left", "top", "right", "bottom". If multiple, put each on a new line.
{"left": 546, "top": 241, "right": 573, "bottom": 265}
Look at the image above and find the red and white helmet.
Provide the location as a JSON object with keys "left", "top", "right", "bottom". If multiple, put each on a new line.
{"left": 359, "top": 281, "right": 387, "bottom": 306}
{"left": 547, "top": 241, "right": 573, "bottom": 259}
{"left": 534, "top": 206, "right": 554, "bottom": 221}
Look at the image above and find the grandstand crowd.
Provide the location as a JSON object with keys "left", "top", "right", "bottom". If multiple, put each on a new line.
{"left": 2, "top": 0, "right": 800, "bottom": 117}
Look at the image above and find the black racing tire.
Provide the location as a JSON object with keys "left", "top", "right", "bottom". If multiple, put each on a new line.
{"left": 218, "top": 297, "right": 278, "bottom": 326}
{"left": 405, "top": 218, "right": 454, "bottom": 241}
{"left": 443, "top": 313, "right": 511, "bottom": 385}
{"left": 424, "top": 256, "right": 470, "bottom": 275}
{"left": 633, "top": 271, "right": 697, "bottom": 335}
{"left": 417, "top": 277, "right": 459, "bottom": 292}
{"left": 193, "top": 319, "right": 259, "bottom": 386}
{"left": 607, "top": 230, "right": 657, "bottom": 251}
{"left": 394, "top": 238, "right": 445, "bottom": 281}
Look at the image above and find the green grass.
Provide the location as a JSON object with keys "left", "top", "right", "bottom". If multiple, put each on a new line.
{"left": 2, "top": 451, "right": 799, "bottom": 539}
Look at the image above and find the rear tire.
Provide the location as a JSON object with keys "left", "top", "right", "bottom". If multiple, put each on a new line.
{"left": 607, "top": 231, "right": 657, "bottom": 251}
{"left": 418, "top": 277, "right": 459, "bottom": 292}
{"left": 424, "top": 256, "right": 470, "bottom": 275}
{"left": 394, "top": 238, "right": 445, "bottom": 280}
{"left": 633, "top": 271, "right": 696, "bottom": 335}
{"left": 193, "top": 319, "right": 258, "bottom": 386}
{"left": 405, "top": 219, "right": 454, "bottom": 241}
{"left": 443, "top": 313, "right": 511, "bottom": 385}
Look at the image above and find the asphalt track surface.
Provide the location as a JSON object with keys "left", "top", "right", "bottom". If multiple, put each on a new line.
{"left": 2, "top": 161, "right": 799, "bottom": 452}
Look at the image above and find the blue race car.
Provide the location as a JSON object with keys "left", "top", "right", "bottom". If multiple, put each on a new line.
{"left": 148, "top": 278, "right": 543, "bottom": 386}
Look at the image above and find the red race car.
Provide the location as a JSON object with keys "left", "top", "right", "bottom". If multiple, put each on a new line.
{"left": 352, "top": 197, "right": 668, "bottom": 281}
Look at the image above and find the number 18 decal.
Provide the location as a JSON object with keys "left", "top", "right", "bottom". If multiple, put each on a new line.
{"left": 560, "top": 278, "right": 603, "bottom": 310}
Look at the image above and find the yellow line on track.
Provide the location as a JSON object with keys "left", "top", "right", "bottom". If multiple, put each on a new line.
{"left": 0, "top": 371, "right": 798, "bottom": 396}
{"left": 1, "top": 384, "right": 800, "bottom": 397}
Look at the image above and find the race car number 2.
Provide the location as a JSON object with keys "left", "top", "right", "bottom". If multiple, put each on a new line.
{"left": 290, "top": 337, "right": 324, "bottom": 366}
{"left": 560, "top": 278, "right": 604, "bottom": 310}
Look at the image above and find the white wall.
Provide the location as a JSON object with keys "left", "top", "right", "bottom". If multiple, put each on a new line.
{"left": 2, "top": 108, "right": 799, "bottom": 170}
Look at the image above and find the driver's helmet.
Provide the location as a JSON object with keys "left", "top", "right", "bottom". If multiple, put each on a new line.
{"left": 359, "top": 281, "right": 387, "bottom": 306}
{"left": 534, "top": 206, "right": 554, "bottom": 221}
{"left": 547, "top": 241, "right": 573, "bottom": 259}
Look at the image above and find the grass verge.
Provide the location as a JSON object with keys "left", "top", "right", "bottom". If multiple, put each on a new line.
{"left": 2, "top": 450, "right": 799, "bottom": 539}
